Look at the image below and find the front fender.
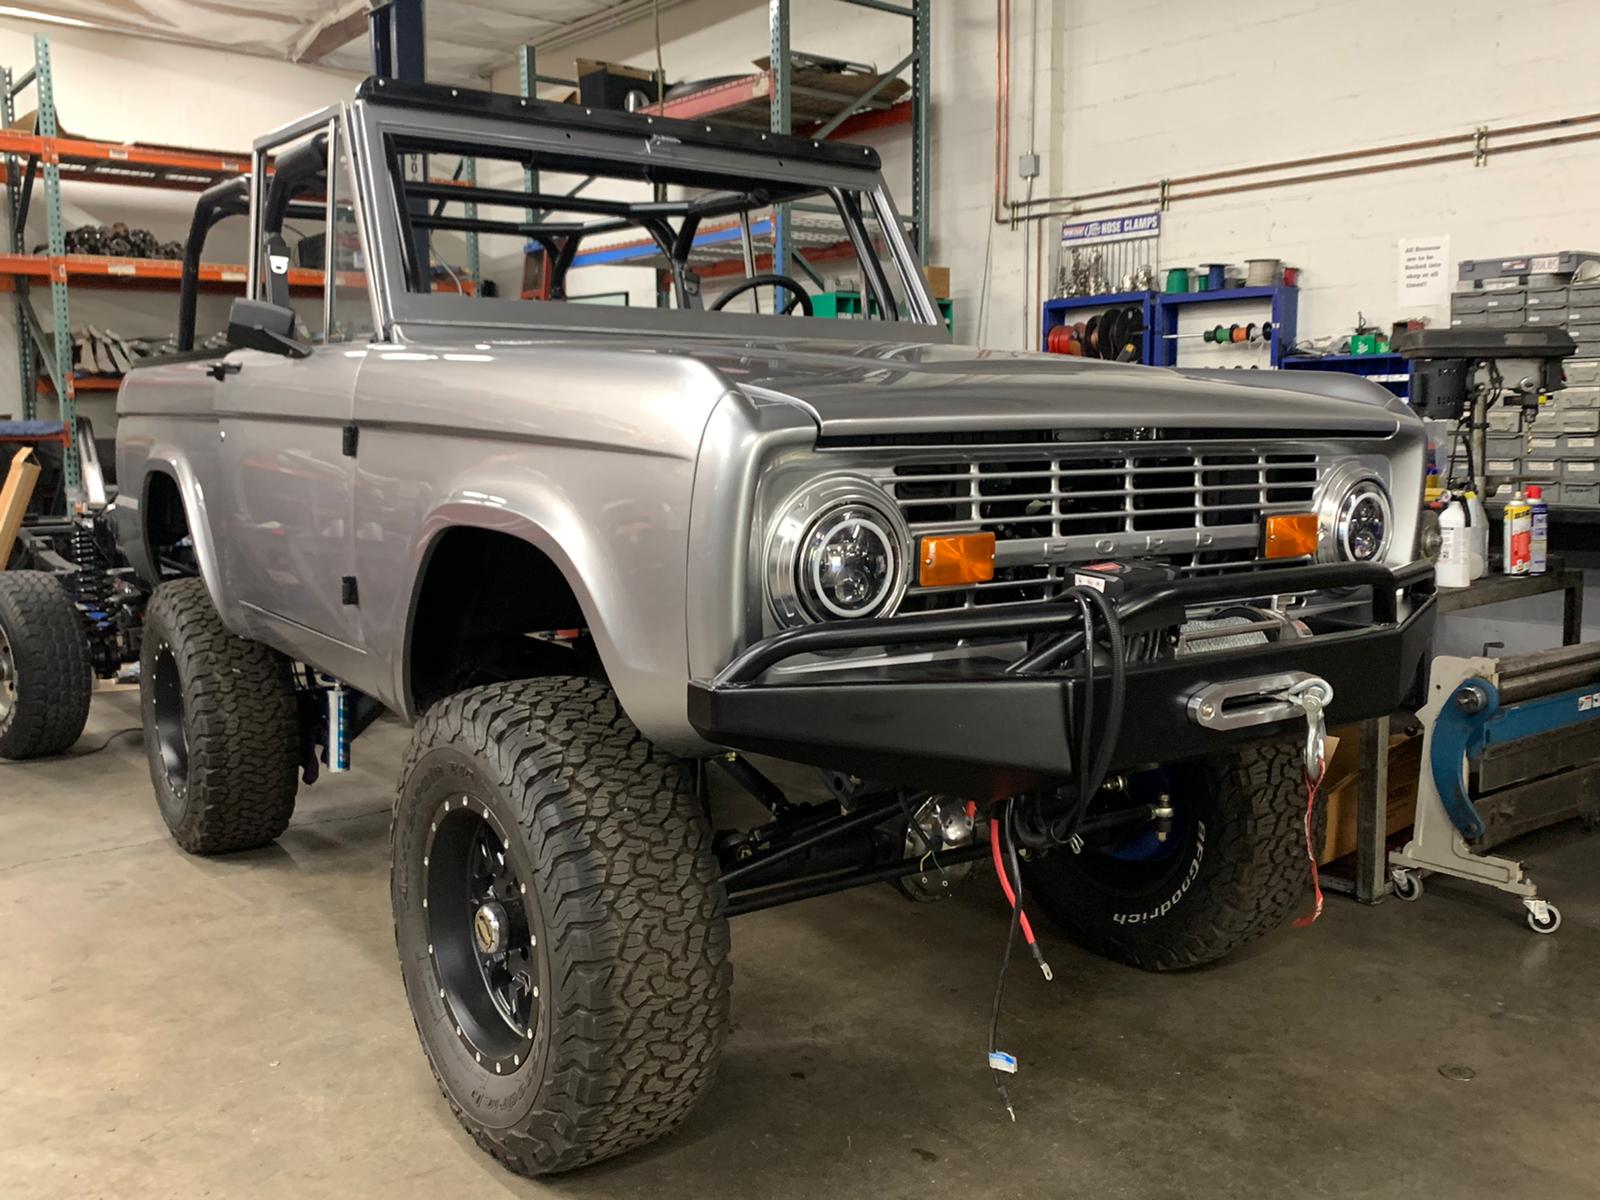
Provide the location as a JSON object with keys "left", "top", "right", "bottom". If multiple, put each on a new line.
{"left": 386, "top": 461, "right": 701, "bottom": 750}
{"left": 114, "top": 426, "right": 232, "bottom": 623}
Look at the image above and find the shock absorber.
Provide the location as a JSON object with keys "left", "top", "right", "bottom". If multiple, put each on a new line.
{"left": 325, "top": 680, "right": 350, "bottom": 773}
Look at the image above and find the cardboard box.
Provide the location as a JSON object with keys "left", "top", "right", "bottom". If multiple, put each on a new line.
{"left": 1316, "top": 727, "right": 1422, "bottom": 865}
{"left": 923, "top": 265, "right": 950, "bottom": 299}
{"left": 0, "top": 447, "right": 41, "bottom": 569}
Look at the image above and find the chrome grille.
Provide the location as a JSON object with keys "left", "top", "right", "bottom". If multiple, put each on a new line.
{"left": 873, "top": 448, "right": 1326, "bottom": 613}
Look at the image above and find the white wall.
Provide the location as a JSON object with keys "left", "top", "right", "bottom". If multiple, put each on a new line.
{"left": 1044, "top": 0, "right": 1600, "bottom": 354}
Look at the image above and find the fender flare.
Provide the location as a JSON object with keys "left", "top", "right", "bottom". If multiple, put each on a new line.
{"left": 138, "top": 456, "right": 229, "bottom": 617}
{"left": 396, "top": 501, "right": 613, "bottom": 721}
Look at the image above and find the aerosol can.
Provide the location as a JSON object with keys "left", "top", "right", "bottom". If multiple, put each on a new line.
{"left": 1436, "top": 496, "right": 1473, "bottom": 588}
{"left": 1527, "top": 485, "right": 1550, "bottom": 575}
{"left": 1464, "top": 490, "right": 1488, "bottom": 580}
{"left": 1503, "top": 489, "right": 1533, "bottom": 576}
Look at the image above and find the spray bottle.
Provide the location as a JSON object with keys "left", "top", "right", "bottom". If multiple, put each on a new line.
{"left": 1463, "top": 490, "right": 1488, "bottom": 579}
{"left": 1526, "top": 485, "right": 1549, "bottom": 576}
{"left": 1436, "top": 496, "right": 1473, "bottom": 588}
{"left": 1503, "top": 489, "right": 1533, "bottom": 576}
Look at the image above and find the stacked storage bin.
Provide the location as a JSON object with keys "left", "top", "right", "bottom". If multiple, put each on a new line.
{"left": 1453, "top": 268, "right": 1600, "bottom": 506}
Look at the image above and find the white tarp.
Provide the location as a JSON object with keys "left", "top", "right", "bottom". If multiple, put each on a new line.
{"left": 6, "top": 0, "right": 644, "bottom": 81}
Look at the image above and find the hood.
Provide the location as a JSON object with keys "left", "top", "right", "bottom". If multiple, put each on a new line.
{"left": 663, "top": 336, "right": 1411, "bottom": 440}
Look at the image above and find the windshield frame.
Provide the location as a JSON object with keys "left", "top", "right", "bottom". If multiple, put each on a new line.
{"left": 346, "top": 96, "right": 946, "bottom": 342}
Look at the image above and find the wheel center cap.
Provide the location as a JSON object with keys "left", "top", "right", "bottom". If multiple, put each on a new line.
{"left": 473, "top": 902, "right": 508, "bottom": 955}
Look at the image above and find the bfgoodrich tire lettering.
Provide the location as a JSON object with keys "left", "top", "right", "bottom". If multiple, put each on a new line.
{"left": 0, "top": 570, "right": 91, "bottom": 760}
{"left": 1024, "top": 737, "right": 1325, "bottom": 971}
{"left": 139, "top": 578, "right": 299, "bottom": 854}
{"left": 391, "top": 676, "right": 731, "bottom": 1176}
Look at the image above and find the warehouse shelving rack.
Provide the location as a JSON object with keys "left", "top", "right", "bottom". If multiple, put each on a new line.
{"left": 1038, "top": 284, "right": 1299, "bottom": 369}
{"left": 1, "top": 33, "right": 257, "bottom": 492}
{"left": 1040, "top": 290, "right": 1158, "bottom": 362}
{"left": 1281, "top": 350, "right": 1410, "bottom": 400}
{"left": 523, "top": 0, "right": 928, "bottom": 300}
{"left": 643, "top": 0, "right": 928, "bottom": 274}
{"left": 1150, "top": 285, "right": 1298, "bottom": 368}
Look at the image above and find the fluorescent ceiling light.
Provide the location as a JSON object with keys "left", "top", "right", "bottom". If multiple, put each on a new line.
{"left": 0, "top": 5, "right": 97, "bottom": 28}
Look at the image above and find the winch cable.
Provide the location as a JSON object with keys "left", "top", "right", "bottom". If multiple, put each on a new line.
{"left": 1293, "top": 762, "right": 1328, "bottom": 928}
{"left": 983, "top": 586, "right": 1129, "bottom": 1119}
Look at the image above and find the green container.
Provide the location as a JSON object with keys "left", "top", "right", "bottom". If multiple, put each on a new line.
{"left": 1350, "top": 332, "right": 1380, "bottom": 356}
{"left": 1164, "top": 267, "right": 1190, "bottom": 293}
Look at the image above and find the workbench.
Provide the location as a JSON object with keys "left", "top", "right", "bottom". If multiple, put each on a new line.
{"left": 1325, "top": 567, "right": 1586, "bottom": 903}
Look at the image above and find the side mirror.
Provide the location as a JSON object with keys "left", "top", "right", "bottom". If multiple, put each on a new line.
{"left": 226, "top": 297, "right": 311, "bottom": 359}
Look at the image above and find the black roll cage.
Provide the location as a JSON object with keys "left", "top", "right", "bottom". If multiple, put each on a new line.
{"left": 175, "top": 135, "right": 331, "bottom": 351}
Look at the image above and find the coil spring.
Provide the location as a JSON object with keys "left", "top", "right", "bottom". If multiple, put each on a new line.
{"left": 68, "top": 523, "right": 113, "bottom": 611}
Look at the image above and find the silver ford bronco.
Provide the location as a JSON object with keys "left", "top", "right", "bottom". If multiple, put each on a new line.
{"left": 112, "top": 79, "right": 1435, "bottom": 1174}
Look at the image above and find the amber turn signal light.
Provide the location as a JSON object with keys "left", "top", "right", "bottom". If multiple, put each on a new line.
{"left": 919, "top": 532, "right": 997, "bottom": 587}
{"left": 1263, "top": 513, "right": 1319, "bottom": 560}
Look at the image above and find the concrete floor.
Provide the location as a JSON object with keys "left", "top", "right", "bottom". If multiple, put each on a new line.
{"left": 3, "top": 688, "right": 1599, "bottom": 1199}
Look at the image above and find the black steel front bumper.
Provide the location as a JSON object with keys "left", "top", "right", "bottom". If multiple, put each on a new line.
{"left": 688, "top": 562, "right": 1436, "bottom": 799}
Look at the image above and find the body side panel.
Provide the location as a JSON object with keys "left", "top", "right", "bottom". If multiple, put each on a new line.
{"left": 350, "top": 340, "right": 729, "bottom": 744}
{"left": 114, "top": 359, "right": 235, "bottom": 622}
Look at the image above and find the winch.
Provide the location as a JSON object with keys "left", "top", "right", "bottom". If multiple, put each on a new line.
{"left": 1389, "top": 643, "right": 1600, "bottom": 932}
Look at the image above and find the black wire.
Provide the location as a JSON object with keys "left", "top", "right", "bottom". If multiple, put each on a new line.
{"left": 987, "top": 797, "right": 1023, "bottom": 1120}
{"left": 0, "top": 726, "right": 140, "bottom": 765}
{"left": 1067, "top": 588, "right": 1095, "bottom": 828}
{"left": 1080, "top": 583, "right": 1126, "bottom": 802}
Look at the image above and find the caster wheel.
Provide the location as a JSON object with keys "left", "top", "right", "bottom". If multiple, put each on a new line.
{"left": 1526, "top": 904, "right": 1561, "bottom": 935}
{"left": 1391, "top": 870, "right": 1424, "bottom": 903}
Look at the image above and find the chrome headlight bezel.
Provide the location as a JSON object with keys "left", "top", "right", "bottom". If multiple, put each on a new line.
{"left": 1317, "top": 466, "right": 1394, "bottom": 564}
{"left": 765, "top": 475, "right": 910, "bottom": 628}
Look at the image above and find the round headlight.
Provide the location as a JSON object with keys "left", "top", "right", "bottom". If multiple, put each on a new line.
{"left": 766, "top": 478, "right": 908, "bottom": 627}
{"left": 1321, "top": 475, "right": 1393, "bottom": 563}
{"left": 801, "top": 506, "right": 897, "bottom": 619}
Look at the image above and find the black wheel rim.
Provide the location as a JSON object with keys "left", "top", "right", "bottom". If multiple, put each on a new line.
{"left": 0, "top": 624, "right": 15, "bottom": 726}
{"left": 424, "top": 795, "right": 540, "bottom": 1074}
{"left": 150, "top": 641, "right": 189, "bottom": 796}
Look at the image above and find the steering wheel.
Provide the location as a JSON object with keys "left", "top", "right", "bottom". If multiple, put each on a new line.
{"left": 709, "top": 273, "right": 813, "bottom": 316}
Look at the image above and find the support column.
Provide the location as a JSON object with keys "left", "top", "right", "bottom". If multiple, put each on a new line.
{"left": 769, "top": 0, "right": 791, "bottom": 302}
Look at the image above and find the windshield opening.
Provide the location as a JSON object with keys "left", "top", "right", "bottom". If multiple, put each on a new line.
{"left": 381, "top": 132, "right": 926, "bottom": 324}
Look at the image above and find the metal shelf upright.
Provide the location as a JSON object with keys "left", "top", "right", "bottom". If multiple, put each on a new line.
{"left": 2, "top": 34, "right": 71, "bottom": 470}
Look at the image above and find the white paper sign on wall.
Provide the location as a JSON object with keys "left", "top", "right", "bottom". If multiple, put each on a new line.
{"left": 1398, "top": 236, "right": 1451, "bottom": 310}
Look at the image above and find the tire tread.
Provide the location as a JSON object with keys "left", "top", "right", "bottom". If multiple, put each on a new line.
{"left": 141, "top": 578, "right": 299, "bottom": 854}
{"left": 394, "top": 677, "right": 731, "bottom": 1176}
{"left": 0, "top": 570, "right": 91, "bottom": 759}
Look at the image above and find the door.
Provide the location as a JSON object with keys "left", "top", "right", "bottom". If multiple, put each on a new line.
{"left": 216, "top": 347, "right": 361, "bottom": 657}
{"left": 213, "top": 110, "right": 374, "bottom": 677}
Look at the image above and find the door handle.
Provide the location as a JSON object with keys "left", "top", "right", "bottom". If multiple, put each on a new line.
{"left": 207, "top": 361, "right": 242, "bottom": 381}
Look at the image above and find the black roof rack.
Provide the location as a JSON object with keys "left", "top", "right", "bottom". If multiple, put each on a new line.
{"left": 356, "top": 77, "right": 882, "bottom": 171}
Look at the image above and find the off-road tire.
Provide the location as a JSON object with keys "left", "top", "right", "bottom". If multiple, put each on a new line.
{"left": 139, "top": 578, "right": 299, "bottom": 853}
{"left": 1024, "top": 737, "right": 1325, "bottom": 971}
{"left": 0, "top": 570, "right": 92, "bottom": 760}
{"left": 391, "top": 676, "right": 731, "bottom": 1176}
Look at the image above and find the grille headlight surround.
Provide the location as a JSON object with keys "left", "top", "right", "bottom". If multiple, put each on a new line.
{"left": 766, "top": 476, "right": 910, "bottom": 627}
{"left": 1318, "top": 468, "right": 1393, "bottom": 563}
